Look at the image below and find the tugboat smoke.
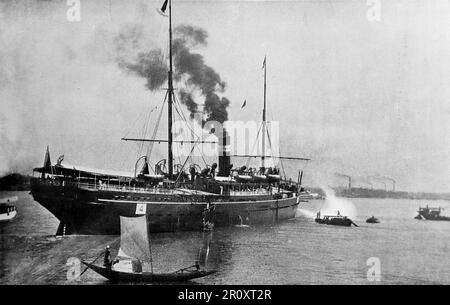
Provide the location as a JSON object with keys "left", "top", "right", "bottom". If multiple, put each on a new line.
{"left": 320, "top": 186, "right": 357, "bottom": 219}
{"left": 296, "top": 186, "right": 357, "bottom": 220}
{"left": 115, "top": 24, "right": 230, "bottom": 124}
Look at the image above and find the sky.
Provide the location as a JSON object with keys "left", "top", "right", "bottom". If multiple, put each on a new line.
{"left": 0, "top": 0, "right": 449, "bottom": 192}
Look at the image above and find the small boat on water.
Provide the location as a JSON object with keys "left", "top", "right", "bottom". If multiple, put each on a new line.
{"left": 82, "top": 261, "right": 215, "bottom": 283}
{"left": 315, "top": 211, "right": 358, "bottom": 227}
{"left": 415, "top": 205, "right": 450, "bottom": 221}
{"left": 0, "top": 196, "right": 18, "bottom": 222}
{"left": 83, "top": 215, "right": 216, "bottom": 283}
{"left": 366, "top": 216, "right": 380, "bottom": 223}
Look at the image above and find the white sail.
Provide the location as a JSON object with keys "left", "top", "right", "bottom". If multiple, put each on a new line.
{"left": 119, "top": 216, "right": 151, "bottom": 262}
{"left": 117, "top": 247, "right": 132, "bottom": 259}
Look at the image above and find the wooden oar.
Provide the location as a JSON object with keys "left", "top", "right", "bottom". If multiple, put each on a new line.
{"left": 80, "top": 250, "right": 105, "bottom": 277}
{"left": 173, "top": 262, "right": 200, "bottom": 273}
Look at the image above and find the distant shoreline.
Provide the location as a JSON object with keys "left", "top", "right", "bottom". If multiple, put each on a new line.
{"left": 1, "top": 173, "right": 448, "bottom": 200}
{"left": 309, "top": 187, "right": 450, "bottom": 201}
{"left": 0, "top": 173, "right": 31, "bottom": 191}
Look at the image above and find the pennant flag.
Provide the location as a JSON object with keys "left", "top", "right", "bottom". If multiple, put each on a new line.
{"left": 241, "top": 100, "right": 247, "bottom": 108}
{"left": 157, "top": 0, "right": 168, "bottom": 16}
{"left": 262, "top": 56, "right": 266, "bottom": 69}
{"left": 160, "top": 0, "right": 168, "bottom": 13}
{"left": 42, "top": 145, "right": 51, "bottom": 178}
{"left": 43, "top": 145, "right": 51, "bottom": 168}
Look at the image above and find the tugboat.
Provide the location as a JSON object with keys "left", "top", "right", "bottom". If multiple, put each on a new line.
{"left": 29, "top": 0, "right": 310, "bottom": 235}
{"left": 315, "top": 211, "right": 358, "bottom": 227}
{"left": 415, "top": 205, "right": 450, "bottom": 221}
{"left": 366, "top": 216, "right": 380, "bottom": 224}
{"left": 0, "top": 196, "right": 18, "bottom": 222}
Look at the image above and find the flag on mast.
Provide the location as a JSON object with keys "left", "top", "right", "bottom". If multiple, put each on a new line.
{"left": 43, "top": 145, "right": 51, "bottom": 168}
{"left": 241, "top": 100, "right": 247, "bottom": 108}
{"left": 262, "top": 56, "right": 266, "bottom": 69}
{"left": 42, "top": 145, "right": 51, "bottom": 178}
{"left": 158, "top": 0, "right": 168, "bottom": 16}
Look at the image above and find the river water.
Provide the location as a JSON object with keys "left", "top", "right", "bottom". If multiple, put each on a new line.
{"left": 1, "top": 191, "right": 449, "bottom": 284}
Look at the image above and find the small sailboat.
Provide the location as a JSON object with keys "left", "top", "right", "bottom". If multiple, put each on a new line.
{"left": 82, "top": 216, "right": 216, "bottom": 283}
{"left": 0, "top": 196, "right": 18, "bottom": 222}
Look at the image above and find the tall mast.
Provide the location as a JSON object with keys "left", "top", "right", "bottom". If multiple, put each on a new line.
{"left": 261, "top": 56, "right": 267, "bottom": 168}
{"left": 167, "top": 0, "right": 174, "bottom": 178}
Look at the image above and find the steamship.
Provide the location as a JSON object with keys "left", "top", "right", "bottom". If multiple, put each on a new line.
{"left": 30, "top": 0, "right": 309, "bottom": 235}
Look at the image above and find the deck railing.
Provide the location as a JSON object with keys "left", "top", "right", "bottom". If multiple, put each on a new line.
{"left": 35, "top": 178, "right": 289, "bottom": 197}
{"left": 76, "top": 182, "right": 179, "bottom": 194}
{"left": 230, "top": 189, "right": 272, "bottom": 196}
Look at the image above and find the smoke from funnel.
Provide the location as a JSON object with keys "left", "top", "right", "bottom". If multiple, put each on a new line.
{"left": 320, "top": 186, "right": 357, "bottom": 219}
{"left": 178, "top": 89, "right": 198, "bottom": 120}
{"left": 118, "top": 49, "right": 167, "bottom": 91}
{"left": 115, "top": 23, "right": 230, "bottom": 124}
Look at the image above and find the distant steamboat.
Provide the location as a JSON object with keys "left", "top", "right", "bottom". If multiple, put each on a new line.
{"left": 30, "top": 0, "right": 309, "bottom": 235}
{"left": 415, "top": 205, "right": 450, "bottom": 221}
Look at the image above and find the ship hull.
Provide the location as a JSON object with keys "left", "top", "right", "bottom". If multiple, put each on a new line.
{"left": 416, "top": 214, "right": 450, "bottom": 221}
{"left": 315, "top": 218, "right": 352, "bottom": 227}
{"left": 415, "top": 207, "right": 450, "bottom": 221}
{"left": 31, "top": 179, "right": 299, "bottom": 235}
{"left": 82, "top": 262, "right": 216, "bottom": 283}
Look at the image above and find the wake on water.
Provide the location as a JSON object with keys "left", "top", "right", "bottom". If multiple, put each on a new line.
{"left": 295, "top": 208, "right": 316, "bottom": 219}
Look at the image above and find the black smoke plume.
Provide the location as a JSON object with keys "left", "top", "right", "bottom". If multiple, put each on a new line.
{"left": 178, "top": 89, "right": 198, "bottom": 120}
{"left": 114, "top": 24, "right": 167, "bottom": 91}
{"left": 119, "top": 49, "right": 167, "bottom": 91}
{"left": 115, "top": 24, "right": 230, "bottom": 124}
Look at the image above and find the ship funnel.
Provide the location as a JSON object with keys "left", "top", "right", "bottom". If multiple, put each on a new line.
{"left": 217, "top": 128, "right": 231, "bottom": 177}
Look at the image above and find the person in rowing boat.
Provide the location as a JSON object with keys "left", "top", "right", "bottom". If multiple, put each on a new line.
{"left": 104, "top": 245, "right": 112, "bottom": 268}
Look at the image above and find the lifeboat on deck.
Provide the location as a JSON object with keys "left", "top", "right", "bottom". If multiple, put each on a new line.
{"left": 264, "top": 167, "right": 281, "bottom": 182}
{"left": 235, "top": 175, "right": 253, "bottom": 183}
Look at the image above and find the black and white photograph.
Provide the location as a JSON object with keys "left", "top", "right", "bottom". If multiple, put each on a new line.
{"left": 0, "top": 0, "right": 449, "bottom": 289}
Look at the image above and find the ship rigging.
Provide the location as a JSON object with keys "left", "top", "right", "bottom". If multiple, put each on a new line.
{"left": 30, "top": 0, "right": 310, "bottom": 235}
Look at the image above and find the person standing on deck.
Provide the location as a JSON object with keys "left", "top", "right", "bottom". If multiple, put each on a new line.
{"left": 104, "top": 245, "right": 111, "bottom": 268}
